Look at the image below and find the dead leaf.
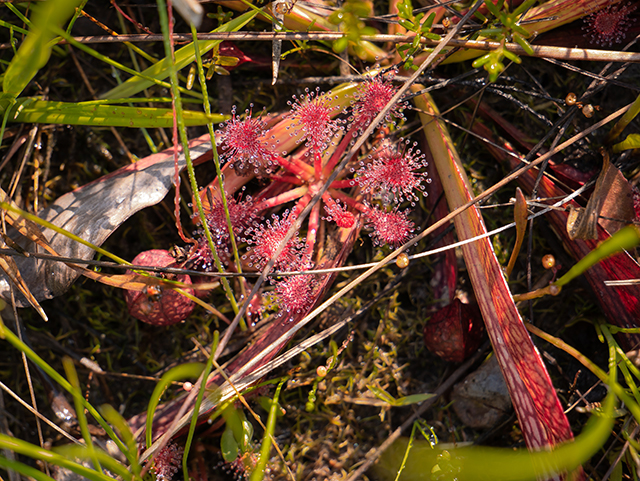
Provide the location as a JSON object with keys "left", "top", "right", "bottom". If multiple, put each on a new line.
{"left": 0, "top": 134, "right": 212, "bottom": 307}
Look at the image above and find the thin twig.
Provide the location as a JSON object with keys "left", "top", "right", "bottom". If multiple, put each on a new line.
{"left": 4, "top": 32, "right": 639, "bottom": 63}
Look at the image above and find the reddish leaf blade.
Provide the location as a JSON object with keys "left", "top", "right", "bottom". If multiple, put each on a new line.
{"left": 471, "top": 115, "right": 640, "bottom": 351}
{"left": 414, "top": 89, "right": 575, "bottom": 451}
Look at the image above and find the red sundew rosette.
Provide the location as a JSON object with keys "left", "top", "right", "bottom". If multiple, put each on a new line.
{"left": 125, "top": 249, "right": 195, "bottom": 326}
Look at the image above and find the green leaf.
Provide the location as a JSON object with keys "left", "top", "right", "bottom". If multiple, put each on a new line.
{"left": 484, "top": 0, "right": 501, "bottom": 18}
{"left": 0, "top": 434, "right": 119, "bottom": 481}
{"left": 221, "top": 427, "right": 239, "bottom": 463}
{"left": 3, "top": 0, "right": 83, "bottom": 96}
{"left": 101, "top": 9, "right": 259, "bottom": 100}
{"left": 99, "top": 404, "right": 141, "bottom": 476}
{"left": 513, "top": 33, "right": 534, "bottom": 56}
{"left": 0, "top": 454, "right": 56, "bottom": 481}
{"left": 395, "top": 393, "right": 436, "bottom": 406}
{"left": 374, "top": 391, "right": 617, "bottom": 481}
{"left": 146, "top": 362, "right": 206, "bottom": 449}
{"left": 398, "top": 19, "right": 416, "bottom": 31}
{"left": 367, "top": 384, "right": 398, "bottom": 405}
{"left": 333, "top": 36, "right": 349, "bottom": 54}
{"left": 613, "top": 133, "right": 640, "bottom": 153}
{"left": 9, "top": 100, "right": 225, "bottom": 128}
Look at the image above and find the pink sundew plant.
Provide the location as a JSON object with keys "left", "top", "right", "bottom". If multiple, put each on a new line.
{"left": 126, "top": 73, "right": 430, "bottom": 324}
{"left": 582, "top": 2, "right": 637, "bottom": 47}
{"left": 354, "top": 140, "right": 430, "bottom": 204}
{"left": 350, "top": 72, "right": 406, "bottom": 131}
{"left": 152, "top": 442, "right": 184, "bottom": 481}
{"left": 366, "top": 205, "right": 416, "bottom": 248}
{"left": 189, "top": 74, "right": 430, "bottom": 320}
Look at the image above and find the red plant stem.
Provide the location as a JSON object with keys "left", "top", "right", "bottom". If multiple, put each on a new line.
{"left": 314, "top": 150, "right": 323, "bottom": 180}
{"left": 272, "top": 175, "right": 304, "bottom": 185}
{"left": 272, "top": 154, "right": 314, "bottom": 180}
{"left": 330, "top": 179, "right": 354, "bottom": 189}
{"left": 290, "top": 193, "right": 312, "bottom": 219}
{"left": 323, "top": 126, "right": 357, "bottom": 176}
{"left": 321, "top": 192, "right": 340, "bottom": 212}
{"left": 254, "top": 185, "right": 309, "bottom": 211}
{"left": 306, "top": 201, "right": 321, "bottom": 256}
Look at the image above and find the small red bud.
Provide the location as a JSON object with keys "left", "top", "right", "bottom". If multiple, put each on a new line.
{"left": 125, "top": 249, "right": 195, "bottom": 326}
{"left": 423, "top": 299, "right": 484, "bottom": 363}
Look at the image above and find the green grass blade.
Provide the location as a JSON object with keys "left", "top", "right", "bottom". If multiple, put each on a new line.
{"left": 99, "top": 404, "right": 141, "bottom": 477}
{"left": 101, "top": 9, "right": 260, "bottom": 100}
{"left": 183, "top": 331, "right": 219, "bottom": 481}
{"left": 0, "top": 454, "right": 56, "bottom": 481}
{"left": 191, "top": 22, "right": 244, "bottom": 292}
{"left": 375, "top": 392, "right": 616, "bottom": 480}
{"left": 9, "top": 100, "right": 224, "bottom": 128}
{"left": 52, "top": 445, "right": 133, "bottom": 481}
{"left": 156, "top": 0, "right": 242, "bottom": 323}
{"left": 3, "top": 0, "right": 82, "bottom": 96}
{"left": 146, "top": 363, "right": 206, "bottom": 449}
{"left": 0, "top": 19, "right": 29, "bottom": 36}
{"left": 249, "top": 377, "right": 286, "bottom": 481}
{"left": 0, "top": 433, "right": 118, "bottom": 481}
{"left": 62, "top": 357, "right": 103, "bottom": 475}
{"left": 0, "top": 314, "right": 130, "bottom": 460}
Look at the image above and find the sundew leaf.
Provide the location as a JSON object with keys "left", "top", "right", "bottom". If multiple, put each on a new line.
{"left": 101, "top": 9, "right": 260, "bottom": 100}
{"left": 3, "top": 0, "right": 82, "bottom": 97}
{"left": 9, "top": 100, "right": 225, "bottom": 128}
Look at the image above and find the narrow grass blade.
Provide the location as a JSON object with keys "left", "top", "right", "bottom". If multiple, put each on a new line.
{"left": 374, "top": 391, "right": 616, "bottom": 481}
{"left": 414, "top": 88, "right": 575, "bottom": 450}
{"left": 9, "top": 100, "right": 224, "bottom": 128}
{"left": 146, "top": 363, "right": 205, "bottom": 448}
{"left": 99, "top": 404, "right": 141, "bottom": 476}
{"left": 249, "top": 377, "right": 285, "bottom": 481}
{"left": 101, "top": 9, "right": 260, "bottom": 100}
{"left": 0, "top": 433, "right": 121, "bottom": 481}
{"left": 0, "top": 315, "right": 131, "bottom": 461}
{"left": 2, "top": 0, "right": 82, "bottom": 97}
{"left": 0, "top": 454, "right": 55, "bottom": 481}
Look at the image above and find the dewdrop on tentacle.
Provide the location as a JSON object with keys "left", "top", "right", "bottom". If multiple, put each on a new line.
{"left": 287, "top": 87, "right": 345, "bottom": 152}
{"left": 583, "top": 3, "right": 636, "bottom": 47}
{"left": 396, "top": 253, "right": 410, "bottom": 269}
{"left": 216, "top": 105, "right": 276, "bottom": 176}
{"left": 354, "top": 140, "right": 430, "bottom": 206}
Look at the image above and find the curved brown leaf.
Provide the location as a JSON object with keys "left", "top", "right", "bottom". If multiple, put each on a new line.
{"left": 0, "top": 135, "right": 212, "bottom": 306}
